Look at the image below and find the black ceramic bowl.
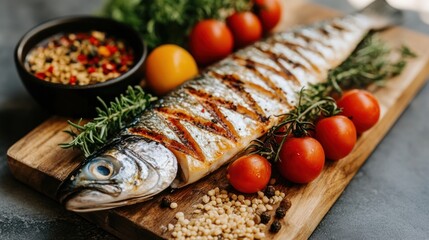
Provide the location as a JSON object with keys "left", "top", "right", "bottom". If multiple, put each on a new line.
{"left": 15, "top": 16, "right": 147, "bottom": 117}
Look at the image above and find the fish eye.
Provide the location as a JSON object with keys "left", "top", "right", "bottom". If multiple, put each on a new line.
{"left": 88, "top": 158, "right": 114, "bottom": 180}
{"left": 96, "top": 165, "right": 111, "bottom": 176}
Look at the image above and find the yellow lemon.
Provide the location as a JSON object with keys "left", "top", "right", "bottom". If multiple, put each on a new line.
{"left": 145, "top": 44, "right": 198, "bottom": 95}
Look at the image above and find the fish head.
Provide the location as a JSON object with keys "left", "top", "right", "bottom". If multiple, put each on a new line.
{"left": 57, "top": 136, "right": 178, "bottom": 212}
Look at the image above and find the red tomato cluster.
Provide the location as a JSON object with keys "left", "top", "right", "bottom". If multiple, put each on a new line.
{"left": 227, "top": 90, "right": 381, "bottom": 192}
{"left": 277, "top": 90, "right": 380, "bottom": 184}
{"left": 189, "top": 0, "right": 282, "bottom": 66}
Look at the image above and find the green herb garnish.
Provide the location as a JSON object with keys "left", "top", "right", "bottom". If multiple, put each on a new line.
{"left": 101, "top": 0, "right": 251, "bottom": 49}
{"left": 249, "top": 34, "right": 416, "bottom": 161}
{"left": 324, "top": 35, "right": 416, "bottom": 94}
{"left": 60, "top": 86, "right": 157, "bottom": 156}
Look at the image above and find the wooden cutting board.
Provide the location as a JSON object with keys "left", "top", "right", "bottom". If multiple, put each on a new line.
{"left": 7, "top": 1, "right": 429, "bottom": 239}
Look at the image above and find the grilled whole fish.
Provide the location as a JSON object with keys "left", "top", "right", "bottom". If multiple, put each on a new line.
{"left": 58, "top": 0, "right": 401, "bottom": 212}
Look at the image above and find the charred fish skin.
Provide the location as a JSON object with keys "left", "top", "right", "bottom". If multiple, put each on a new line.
{"left": 59, "top": 0, "right": 401, "bottom": 212}
{"left": 57, "top": 136, "right": 177, "bottom": 212}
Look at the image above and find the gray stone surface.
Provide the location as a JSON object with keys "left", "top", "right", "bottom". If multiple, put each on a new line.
{"left": 0, "top": 0, "right": 428, "bottom": 239}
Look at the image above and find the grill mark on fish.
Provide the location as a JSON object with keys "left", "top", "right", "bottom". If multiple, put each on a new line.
{"left": 270, "top": 39, "right": 323, "bottom": 73}
{"left": 129, "top": 127, "right": 197, "bottom": 158}
{"left": 236, "top": 75, "right": 287, "bottom": 105}
{"left": 255, "top": 49, "right": 301, "bottom": 86}
{"left": 255, "top": 45, "right": 309, "bottom": 72}
{"left": 323, "top": 25, "right": 345, "bottom": 39}
{"left": 232, "top": 55, "right": 299, "bottom": 87}
{"left": 294, "top": 31, "right": 334, "bottom": 49}
{"left": 202, "top": 101, "right": 239, "bottom": 141}
{"left": 234, "top": 59, "right": 291, "bottom": 105}
{"left": 331, "top": 22, "right": 347, "bottom": 31}
{"left": 166, "top": 117, "right": 206, "bottom": 162}
{"left": 245, "top": 80, "right": 287, "bottom": 105}
{"left": 318, "top": 27, "right": 331, "bottom": 36}
{"left": 293, "top": 31, "right": 312, "bottom": 43}
{"left": 186, "top": 87, "right": 261, "bottom": 122}
{"left": 209, "top": 71, "right": 269, "bottom": 122}
{"left": 155, "top": 107, "right": 233, "bottom": 141}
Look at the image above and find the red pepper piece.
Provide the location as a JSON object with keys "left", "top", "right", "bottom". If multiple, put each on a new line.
{"left": 102, "top": 63, "right": 116, "bottom": 74}
{"left": 89, "top": 36, "right": 99, "bottom": 46}
{"left": 120, "top": 57, "right": 128, "bottom": 66}
{"left": 88, "top": 67, "right": 96, "bottom": 73}
{"left": 88, "top": 57, "right": 100, "bottom": 65}
{"left": 35, "top": 72, "right": 46, "bottom": 80}
{"left": 106, "top": 45, "right": 118, "bottom": 54}
{"left": 120, "top": 55, "right": 133, "bottom": 65}
{"left": 76, "top": 33, "right": 88, "bottom": 40}
{"left": 69, "top": 76, "right": 77, "bottom": 85}
{"left": 77, "top": 54, "right": 87, "bottom": 62}
{"left": 47, "top": 66, "right": 54, "bottom": 73}
{"left": 127, "top": 54, "right": 134, "bottom": 62}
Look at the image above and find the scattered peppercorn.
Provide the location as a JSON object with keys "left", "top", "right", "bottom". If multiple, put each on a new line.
{"left": 264, "top": 185, "right": 275, "bottom": 198}
{"left": 160, "top": 196, "right": 172, "bottom": 208}
{"left": 269, "top": 220, "right": 282, "bottom": 233}
{"left": 260, "top": 211, "right": 271, "bottom": 224}
{"left": 280, "top": 198, "right": 292, "bottom": 211}
{"left": 275, "top": 206, "right": 287, "bottom": 219}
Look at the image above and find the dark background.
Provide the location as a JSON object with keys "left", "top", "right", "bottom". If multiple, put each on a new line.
{"left": 0, "top": 0, "right": 428, "bottom": 239}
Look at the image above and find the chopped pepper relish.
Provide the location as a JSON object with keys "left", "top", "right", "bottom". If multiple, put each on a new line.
{"left": 26, "top": 31, "right": 134, "bottom": 86}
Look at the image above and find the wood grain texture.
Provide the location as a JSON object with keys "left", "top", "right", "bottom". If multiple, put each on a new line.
{"left": 7, "top": 1, "right": 429, "bottom": 239}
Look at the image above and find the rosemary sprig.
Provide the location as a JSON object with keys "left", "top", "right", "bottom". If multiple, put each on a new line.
{"left": 60, "top": 86, "right": 157, "bottom": 157}
{"left": 309, "top": 34, "right": 416, "bottom": 99}
{"left": 248, "top": 91, "right": 340, "bottom": 161}
{"left": 248, "top": 34, "right": 416, "bottom": 162}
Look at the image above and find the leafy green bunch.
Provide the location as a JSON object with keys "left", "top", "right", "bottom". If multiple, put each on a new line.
{"left": 102, "top": 0, "right": 251, "bottom": 49}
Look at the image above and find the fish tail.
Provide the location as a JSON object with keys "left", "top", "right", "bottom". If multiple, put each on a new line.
{"left": 360, "top": 0, "right": 402, "bottom": 30}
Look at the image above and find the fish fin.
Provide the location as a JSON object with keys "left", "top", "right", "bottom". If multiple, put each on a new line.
{"left": 360, "top": 0, "right": 402, "bottom": 30}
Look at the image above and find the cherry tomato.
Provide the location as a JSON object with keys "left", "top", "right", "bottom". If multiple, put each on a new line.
{"left": 189, "top": 19, "right": 234, "bottom": 66}
{"left": 278, "top": 137, "right": 325, "bottom": 183}
{"left": 227, "top": 154, "right": 271, "bottom": 193}
{"left": 337, "top": 89, "right": 381, "bottom": 133}
{"left": 145, "top": 44, "right": 198, "bottom": 96}
{"left": 315, "top": 115, "right": 357, "bottom": 161}
{"left": 226, "top": 12, "right": 263, "bottom": 49}
{"left": 253, "top": 0, "right": 282, "bottom": 32}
